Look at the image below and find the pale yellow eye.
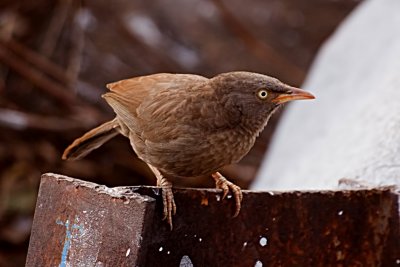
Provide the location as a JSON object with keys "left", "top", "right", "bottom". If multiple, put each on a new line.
{"left": 257, "top": 89, "right": 268, "bottom": 99}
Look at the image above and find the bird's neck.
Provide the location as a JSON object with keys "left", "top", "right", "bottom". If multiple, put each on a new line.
{"left": 239, "top": 107, "right": 277, "bottom": 138}
{"left": 240, "top": 116, "right": 269, "bottom": 138}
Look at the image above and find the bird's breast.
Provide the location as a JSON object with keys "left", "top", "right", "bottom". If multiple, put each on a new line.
{"left": 210, "top": 126, "right": 257, "bottom": 164}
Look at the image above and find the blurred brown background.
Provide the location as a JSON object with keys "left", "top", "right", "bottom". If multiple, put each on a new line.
{"left": 0, "top": 0, "right": 359, "bottom": 266}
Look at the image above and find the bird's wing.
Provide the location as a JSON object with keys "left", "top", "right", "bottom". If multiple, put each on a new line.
{"left": 102, "top": 73, "right": 209, "bottom": 137}
{"left": 106, "top": 73, "right": 207, "bottom": 96}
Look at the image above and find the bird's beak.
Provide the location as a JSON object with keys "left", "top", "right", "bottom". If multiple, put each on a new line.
{"left": 272, "top": 86, "right": 315, "bottom": 104}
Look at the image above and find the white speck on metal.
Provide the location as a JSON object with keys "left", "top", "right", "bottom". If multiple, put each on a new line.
{"left": 259, "top": 237, "right": 268, "bottom": 247}
{"left": 254, "top": 260, "right": 263, "bottom": 267}
{"left": 179, "top": 255, "right": 194, "bottom": 267}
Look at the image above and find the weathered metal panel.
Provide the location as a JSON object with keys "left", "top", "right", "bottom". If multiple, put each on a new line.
{"left": 26, "top": 173, "right": 155, "bottom": 267}
{"left": 133, "top": 187, "right": 399, "bottom": 267}
{"left": 26, "top": 173, "right": 399, "bottom": 267}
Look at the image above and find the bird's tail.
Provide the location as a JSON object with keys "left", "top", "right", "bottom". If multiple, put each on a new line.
{"left": 62, "top": 118, "right": 120, "bottom": 160}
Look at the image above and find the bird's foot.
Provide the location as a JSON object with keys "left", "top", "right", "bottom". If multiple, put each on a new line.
{"left": 147, "top": 164, "right": 176, "bottom": 230}
{"left": 158, "top": 176, "right": 177, "bottom": 230}
{"left": 212, "top": 172, "right": 243, "bottom": 217}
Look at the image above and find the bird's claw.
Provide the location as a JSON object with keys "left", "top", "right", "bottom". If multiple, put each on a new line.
{"left": 147, "top": 164, "right": 177, "bottom": 230}
{"left": 212, "top": 172, "right": 243, "bottom": 217}
{"left": 161, "top": 186, "right": 176, "bottom": 230}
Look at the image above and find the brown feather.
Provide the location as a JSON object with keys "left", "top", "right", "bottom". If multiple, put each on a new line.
{"left": 62, "top": 119, "right": 119, "bottom": 160}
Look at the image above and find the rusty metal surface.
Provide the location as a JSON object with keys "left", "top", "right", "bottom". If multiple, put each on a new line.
{"left": 26, "top": 173, "right": 156, "bottom": 267}
{"left": 27, "top": 173, "right": 399, "bottom": 267}
{"left": 133, "top": 187, "right": 399, "bottom": 267}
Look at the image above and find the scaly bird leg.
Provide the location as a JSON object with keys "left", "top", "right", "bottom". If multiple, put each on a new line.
{"left": 211, "top": 172, "right": 243, "bottom": 217}
{"left": 147, "top": 164, "right": 176, "bottom": 230}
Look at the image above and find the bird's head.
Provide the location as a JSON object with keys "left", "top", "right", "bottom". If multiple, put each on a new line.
{"left": 211, "top": 71, "right": 315, "bottom": 130}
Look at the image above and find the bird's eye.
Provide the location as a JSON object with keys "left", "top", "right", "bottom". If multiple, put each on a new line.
{"left": 257, "top": 89, "right": 268, "bottom": 100}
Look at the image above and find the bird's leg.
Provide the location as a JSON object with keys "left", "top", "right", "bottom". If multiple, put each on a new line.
{"left": 147, "top": 164, "right": 176, "bottom": 230}
{"left": 211, "top": 172, "right": 243, "bottom": 217}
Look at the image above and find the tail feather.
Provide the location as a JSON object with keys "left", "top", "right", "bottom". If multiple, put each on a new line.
{"left": 62, "top": 119, "right": 119, "bottom": 160}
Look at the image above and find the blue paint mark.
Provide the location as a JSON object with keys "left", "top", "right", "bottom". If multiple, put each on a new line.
{"left": 59, "top": 219, "right": 70, "bottom": 267}
{"left": 56, "top": 216, "right": 84, "bottom": 267}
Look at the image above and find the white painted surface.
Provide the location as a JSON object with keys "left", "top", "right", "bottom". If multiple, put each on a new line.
{"left": 253, "top": 0, "right": 400, "bottom": 190}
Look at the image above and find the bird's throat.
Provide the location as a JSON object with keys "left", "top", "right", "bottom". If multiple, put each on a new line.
{"left": 241, "top": 106, "right": 278, "bottom": 137}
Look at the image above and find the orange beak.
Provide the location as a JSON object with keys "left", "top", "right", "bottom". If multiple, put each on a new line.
{"left": 272, "top": 86, "right": 315, "bottom": 104}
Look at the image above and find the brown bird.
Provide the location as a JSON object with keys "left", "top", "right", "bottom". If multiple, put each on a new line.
{"left": 62, "top": 71, "right": 314, "bottom": 229}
